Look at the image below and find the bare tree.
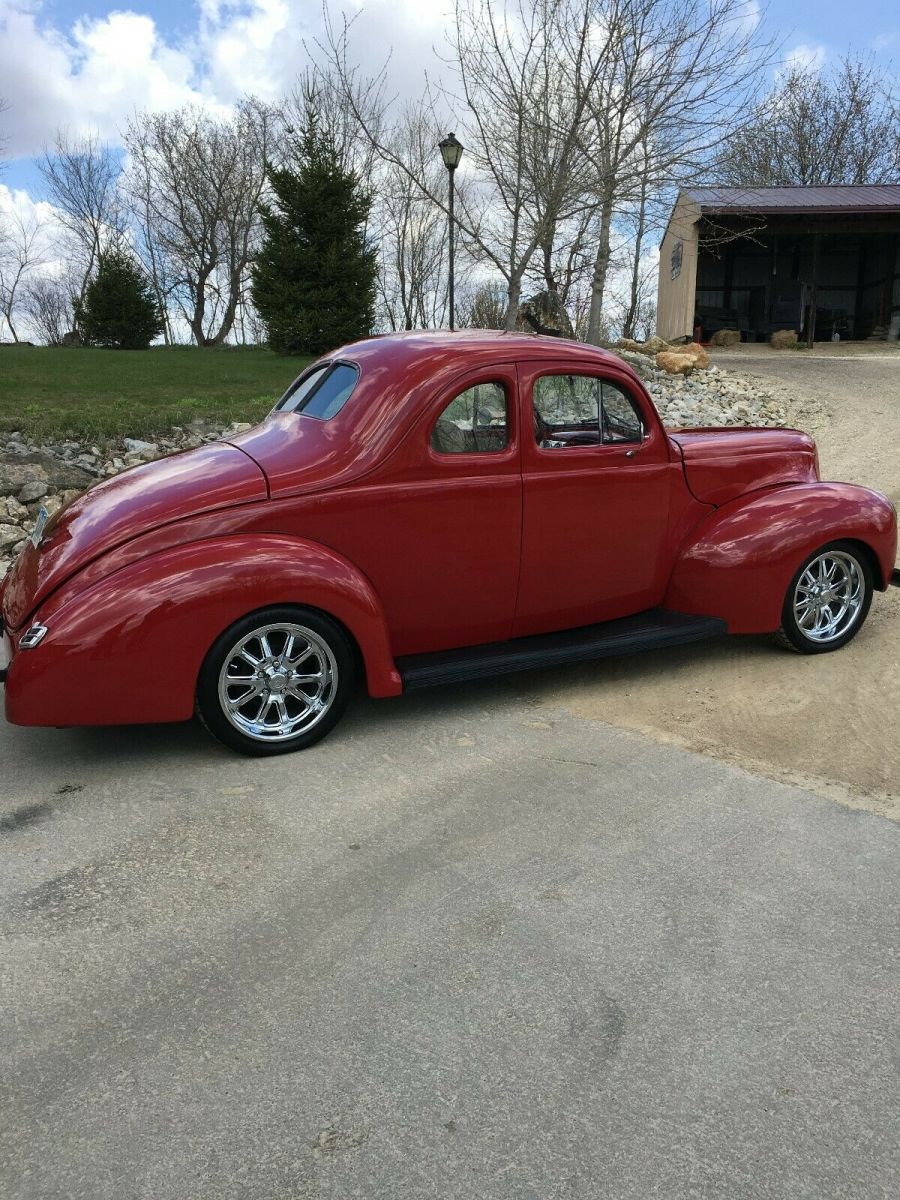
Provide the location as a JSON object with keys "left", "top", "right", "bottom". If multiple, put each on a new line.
{"left": 375, "top": 108, "right": 451, "bottom": 330}
{"left": 716, "top": 53, "right": 900, "bottom": 186}
{"left": 122, "top": 99, "right": 275, "bottom": 345}
{"left": 579, "top": 0, "right": 774, "bottom": 343}
{"left": 38, "top": 131, "right": 125, "bottom": 300}
{"left": 326, "top": 0, "right": 610, "bottom": 329}
{"left": 455, "top": 279, "right": 508, "bottom": 328}
{"left": 21, "top": 270, "right": 78, "bottom": 345}
{"left": 0, "top": 207, "right": 45, "bottom": 341}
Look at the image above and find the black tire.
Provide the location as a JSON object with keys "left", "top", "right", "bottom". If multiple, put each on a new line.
{"left": 196, "top": 606, "right": 354, "bottom": 756}
{"left": 774, "top": 540, "right": 873, "bottom": 655}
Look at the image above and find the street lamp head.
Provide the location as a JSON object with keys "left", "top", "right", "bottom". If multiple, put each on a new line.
{"left": 438, "top": 132, "right": 464, "bottom": 171}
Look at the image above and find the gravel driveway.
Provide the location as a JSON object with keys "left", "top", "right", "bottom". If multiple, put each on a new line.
{"left": 544, "top": 345, "right": 900, "bottom": 818}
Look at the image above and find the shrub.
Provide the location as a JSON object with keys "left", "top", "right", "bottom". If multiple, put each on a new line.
{"left": 252, "top": 123, "right": 377, "bottom": 356}
{"left": 75, "top": 252, "right": 163, "bottom": 350}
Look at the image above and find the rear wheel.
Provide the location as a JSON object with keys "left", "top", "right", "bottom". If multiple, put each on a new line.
{"left": 774, "top": 541, "right": 873, "bottom": 654}
{"left": 197, "top": 606, "right": 353, "bottom": 755}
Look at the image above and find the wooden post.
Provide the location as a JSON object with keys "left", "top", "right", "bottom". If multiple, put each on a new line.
{"left": 807, "top": 232, "right": 819, "bottom": 348}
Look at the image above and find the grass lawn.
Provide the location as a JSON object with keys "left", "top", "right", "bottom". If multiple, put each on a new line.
{"left": 0, "top": 345, "right": 312, "bottom": 441}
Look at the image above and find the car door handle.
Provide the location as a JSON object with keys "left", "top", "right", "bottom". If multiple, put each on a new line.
{"left": 624, "top": 449, "right": 637, "bottom": 458}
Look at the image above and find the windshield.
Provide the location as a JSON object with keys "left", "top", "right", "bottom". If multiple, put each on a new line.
{"left": 276, "top": 362, "right": 360, "bottom": 420}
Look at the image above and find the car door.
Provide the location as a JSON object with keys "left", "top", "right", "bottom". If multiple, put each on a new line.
{"left": 513, "top": 359, "right": 674, "bottom": 639}
{"left": 326, "top": 363, "right": 523, "bottom": 657}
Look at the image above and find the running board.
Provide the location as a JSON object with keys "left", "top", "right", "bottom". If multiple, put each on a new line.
{"left": 398, "top": 610, "right": 727, "bottom": 691}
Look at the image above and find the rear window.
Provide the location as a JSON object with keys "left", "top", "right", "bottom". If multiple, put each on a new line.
{"left": 276, "top": 362, "right": 360, "bottom": 420}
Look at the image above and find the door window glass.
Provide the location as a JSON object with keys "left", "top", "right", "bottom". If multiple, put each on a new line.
{"left": 601, "top": 381, "right": 643, "bottom": 443}
{"left": 533, "top": 375, "right": 601, "bottom": 447}
{"left": 431, "top": 382, "right": 509, "bottom": 454}
{"left": 533, "top": 375, "right": 643, "bottom": 447}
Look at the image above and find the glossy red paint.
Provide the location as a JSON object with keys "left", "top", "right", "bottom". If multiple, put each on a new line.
{"left": 3, "top": 441, "right": 267, "bottom": 631}
{"left": 2, "top": 329, "right": 896, "bottom": 731}
{"left": 5, "top": 535, "right": 402, "bottom": 727}
{"left": 664, "top": 482, "right": 897, "bottom": 632}
{"left": 671, "top": 428, "right": 818, "bottom": 506}
{"left": 514, "top": 357, "right": 677, "bottom": 636}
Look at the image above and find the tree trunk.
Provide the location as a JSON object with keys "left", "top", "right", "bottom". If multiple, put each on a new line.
{"left": 586, "top": 197, "right": 614, "bottom": 345}
{"left": 208, "top": 277, "right": 241, "bottom": 345}
{"left": 622, "top": 188, "right": 648, "bottom": 341}
{"left": 504, "top": 275, "right": 522, "bottom": 331}
{"left": 188, "top": 268, "right": 211, "bottom": 345}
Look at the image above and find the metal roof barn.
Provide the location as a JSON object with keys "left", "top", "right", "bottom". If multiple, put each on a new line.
{"left": 657, "top": 186, "right": 900, "bottom": 344}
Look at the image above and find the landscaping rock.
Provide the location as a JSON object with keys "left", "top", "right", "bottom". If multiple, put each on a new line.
{"left": 656, "top": 350, "right": 696, "bottom": 376}
{"left": 46, "top": 464, "right": 97, "bottom": 490}
{"left": 123, "top": 438, "right": 160, "bottom": 457}
{"left": 18, "top": 480, "right": 49, "bottom": 504}
{"left": 516, "top": 290, "right": 576, "bottom": 338}
{"left": 0, "top": 462, "right": 48, "bottom": 496}
{"left": 0, "top": 523, "right": 25, "bottom": 552}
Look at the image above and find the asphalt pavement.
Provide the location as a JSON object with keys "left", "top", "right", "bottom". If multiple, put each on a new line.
{"left": 1, "top": 674, "right": 898, "bottom": 1199}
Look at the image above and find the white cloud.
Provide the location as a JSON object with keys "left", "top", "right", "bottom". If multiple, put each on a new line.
{"left": 0, "top": 0, "right": 450, "bottom": 162}
{"left": 784, "top": 42, "right": 827, "bottom": 72}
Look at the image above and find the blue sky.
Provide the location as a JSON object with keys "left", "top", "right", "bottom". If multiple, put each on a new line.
{"left": 1, "top": 0, "right": 897, "bottom": 198}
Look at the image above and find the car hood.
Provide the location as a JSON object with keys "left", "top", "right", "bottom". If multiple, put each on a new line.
{"left": 2, "top": 441, "right": 267, "bottom": 631}
{"left": 669, "top": 427, "right": 818, "bottom": 506}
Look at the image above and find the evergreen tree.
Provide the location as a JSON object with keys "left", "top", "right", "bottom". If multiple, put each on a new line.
{"left": 75, "top": 251, "right": 163, "bottom": 349}
{"left": 252, "top": 126, "right": 377, "bottom": 355}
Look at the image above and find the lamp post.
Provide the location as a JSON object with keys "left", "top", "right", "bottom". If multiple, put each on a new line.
{"left": 438, "top": 132, "right": 464, "bottom": 330}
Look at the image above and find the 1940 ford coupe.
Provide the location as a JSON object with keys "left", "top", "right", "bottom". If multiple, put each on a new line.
{"left": 1, "top": 331, "right": 896, "bottom": 755}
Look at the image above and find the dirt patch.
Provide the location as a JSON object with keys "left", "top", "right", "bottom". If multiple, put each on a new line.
{"left": 533, "top": 347, "right": 900, "bottom": 819}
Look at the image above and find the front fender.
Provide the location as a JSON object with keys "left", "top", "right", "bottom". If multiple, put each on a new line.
{"left": 664, "top": 483, "right": 897, "bottom": 634}
{"left": 5, "top": 534, "right": 402, "bottom": 728}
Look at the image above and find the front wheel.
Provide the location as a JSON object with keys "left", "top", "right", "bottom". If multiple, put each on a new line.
{"left": 196, "top": 606, "right": 354, "bottom": 755}
{"left": 775, "top": 541, "right": 873, "bottom": 654}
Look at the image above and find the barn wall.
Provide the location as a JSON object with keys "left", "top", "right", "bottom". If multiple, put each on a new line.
{"left": 656, "top": 194, "right": 700, "bottom": 340}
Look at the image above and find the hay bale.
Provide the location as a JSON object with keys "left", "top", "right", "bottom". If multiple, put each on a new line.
{"left": 710, "top": 329, "right": 741, "bottom": 347}
{"left": 771, "top": 329, "right": 799, "bottom": 349}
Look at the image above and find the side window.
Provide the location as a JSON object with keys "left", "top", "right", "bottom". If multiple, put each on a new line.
{"left": 533, "top": 375, "right": 601, "bottom": 447}
{"left": 431, "top": 382, "right": 509, "bottom": 455}
{"left": 276, "top": 362, "right": 360, "bottom": 419}
{"left": 601, "top": 381, "right": 643, "bottom": 443}
{"left": 533, "top": 375, "right": 644, "bottom": 448}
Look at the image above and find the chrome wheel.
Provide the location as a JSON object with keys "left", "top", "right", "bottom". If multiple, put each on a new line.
{"left": 792, "top": 550, "right": 864, "bottom": 645}
{"left": 217, "top": 622, "right": 338, "bottom": 742}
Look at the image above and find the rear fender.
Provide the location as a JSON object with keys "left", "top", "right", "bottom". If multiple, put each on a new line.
{"left": 664, "top": 483, "right": 897, "bottom": 634}
{"left": 5, "top": 535, "right": 402, "bottom": 728}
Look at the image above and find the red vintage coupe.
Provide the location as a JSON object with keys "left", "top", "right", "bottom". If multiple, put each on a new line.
{"left": 1, "top": 331, "right": 897, "bottom": 755}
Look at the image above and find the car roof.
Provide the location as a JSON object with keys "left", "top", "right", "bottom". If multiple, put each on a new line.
{"left": 330, "top": 328, "right": 621, "bottom": 373}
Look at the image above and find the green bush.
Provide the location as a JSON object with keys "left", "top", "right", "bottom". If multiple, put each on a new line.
{"left": 75, "top": 252, "right": 164, "bottom": 350}
{"left": 252, "top": 124, "right": 377, "bottom": 356}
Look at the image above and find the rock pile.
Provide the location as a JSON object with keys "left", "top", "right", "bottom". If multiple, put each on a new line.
{"left": 611, "top": 348, "right": 798, "bottom": 431}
